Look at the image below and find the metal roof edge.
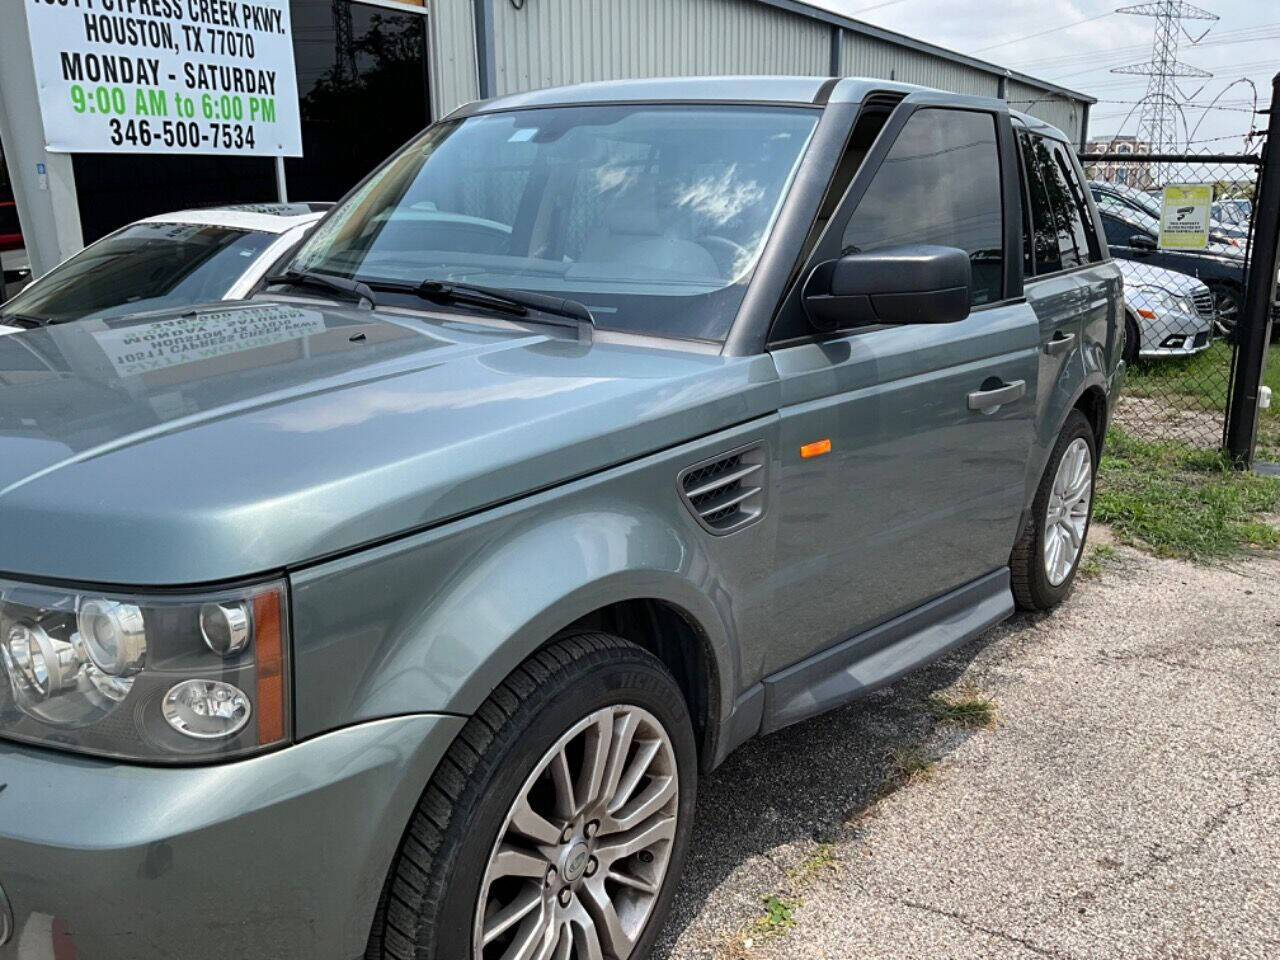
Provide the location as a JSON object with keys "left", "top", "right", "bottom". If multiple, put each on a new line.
{"left": 752, "top": 0, "right": 1098, "bottom": 105}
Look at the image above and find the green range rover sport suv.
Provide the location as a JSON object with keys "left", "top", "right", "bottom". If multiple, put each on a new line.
{"left": 0, "top": 76, "right": 1121, "bottom": 960}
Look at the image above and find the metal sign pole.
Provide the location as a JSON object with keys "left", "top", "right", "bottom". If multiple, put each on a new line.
{"left": 275, "top": 157, "right": 289, "bottom": 204}
{"left": 1225, "top": 72, "right": 1280, "bottom": 465}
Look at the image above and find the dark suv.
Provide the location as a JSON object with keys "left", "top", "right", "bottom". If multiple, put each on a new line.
{"left": 0, "top": 77, "right": 1121, "bottom": 960}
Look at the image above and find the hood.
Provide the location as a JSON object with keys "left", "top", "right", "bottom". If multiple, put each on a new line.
{"left": 1114, "top": 258, "right": 1208, "bottom": 296}
{"left": 0, "top": 300, "right": 778, "bottom": 584}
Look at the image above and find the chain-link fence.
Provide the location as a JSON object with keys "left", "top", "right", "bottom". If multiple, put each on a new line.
{"left": 1077, "top": 149, "right": 1266, "bottom": 448}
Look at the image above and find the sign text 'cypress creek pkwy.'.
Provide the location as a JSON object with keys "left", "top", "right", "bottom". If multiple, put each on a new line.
{"left": 25, "top": 0, "right": 302, "bottom": 157}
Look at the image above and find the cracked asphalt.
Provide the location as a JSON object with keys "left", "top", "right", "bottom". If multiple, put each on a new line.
{"left": 652, "top": 534, "right": 1280, "bottom": 960}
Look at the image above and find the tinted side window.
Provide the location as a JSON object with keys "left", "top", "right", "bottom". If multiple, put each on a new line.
{"left": 1101, "top": 213, "right": 1135, "bottom": 248}
{"left": 1025, "top": 135, "right": 1090, "bottom": 269}
{"left": 1017, "top": 132, "right": 1063, "bottom": 274}
{"left": 1051, "top": 142, "right": 1101, "bottom": 262}
{"left": 842, "top": 108, "right": 1004, "bottom": 306}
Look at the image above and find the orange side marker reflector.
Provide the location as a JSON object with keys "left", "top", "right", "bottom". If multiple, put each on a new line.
{"left": 1137, "top": 308, "right": 1157, "bottom": 320}
{"left": 253, "top": 589, "right": 286, "bottom": 746}
{"left": 800, "top": 438, "right": 832, "bottom": 459}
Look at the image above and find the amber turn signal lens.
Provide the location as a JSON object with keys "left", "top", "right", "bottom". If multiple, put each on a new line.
{"left": 800, "top": 438, "right": 832, "bottom": 458}
{"left": 253, "top": 590, "right": 286, "bottom": 745}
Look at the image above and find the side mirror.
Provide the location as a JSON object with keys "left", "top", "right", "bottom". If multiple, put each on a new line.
{"left": 1130, "top": 233, "right": 1157, "bottom": 252}
{"left": 802, "top": 244, "right": 972, "bottom": 332}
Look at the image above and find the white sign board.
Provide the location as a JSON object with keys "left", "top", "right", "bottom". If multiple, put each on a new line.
{"left": 1158, "top": 183, "right": 1213, "bottom": 251}
{"left": 24, "top": 0, "right": 302, "bottom": 157}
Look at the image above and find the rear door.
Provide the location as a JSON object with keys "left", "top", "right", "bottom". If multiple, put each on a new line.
{"left": 1017, "top": 130, "right": 1115, "bottom": 466}
{"left": 763, "top": 98, "right": 1039, "bottom": 675}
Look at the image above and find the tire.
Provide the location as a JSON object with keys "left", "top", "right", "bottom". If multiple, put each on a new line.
{"left": 1211, "top": 284, "right": 1241, "bottom": 340}
{"left": 1122, "top": 312, "right": 1140, "bottom": 367}
{"left": 366, "top": 633, "right": 698, "bottom": 960}
{"left": 1011, "top": 409, "right": 1096, "bottom": 611}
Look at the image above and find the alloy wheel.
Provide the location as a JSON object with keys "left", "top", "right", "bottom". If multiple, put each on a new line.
{"left": 474, "top": 704, "right": 679, "bottom": 960}
{"left": 1043, "top": 436, "right": 1092, "bottom": 587}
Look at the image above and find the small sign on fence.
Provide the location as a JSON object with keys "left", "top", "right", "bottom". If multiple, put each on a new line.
{"left": 1158, "top": 184, "right": 1213, "bottom": 250}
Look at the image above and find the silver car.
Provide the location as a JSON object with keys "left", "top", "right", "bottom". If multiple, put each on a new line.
{"left": 1115, "top": 259, "right": 1215, "bottom": 363}
{"left": 0, "top": 203, "right": 327, "bottom": 334}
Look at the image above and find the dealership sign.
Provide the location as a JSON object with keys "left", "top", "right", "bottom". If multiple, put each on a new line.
{"left": 24, "top": 0, "right": 302, "bottom": 157}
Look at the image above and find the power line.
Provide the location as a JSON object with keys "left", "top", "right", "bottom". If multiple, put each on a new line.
{"left": 968, "top": 9, "right": 1115, "bottom": 54}
{"left": 849, "top": 0, "right": 912, "bottom": 14}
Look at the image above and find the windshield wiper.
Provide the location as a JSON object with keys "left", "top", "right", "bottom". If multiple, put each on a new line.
{"left": 0, "top": 314, "right": 47, "bottom": 329}
{"left": 384, "top": 279, "right": 594, "bottom": 334}
{"left": 265, "top": 270, "right": 376, "bottom": 308}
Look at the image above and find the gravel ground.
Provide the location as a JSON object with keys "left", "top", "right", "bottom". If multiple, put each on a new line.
{"left": 653, "top": 534, "right": 1280, "bottom": 960}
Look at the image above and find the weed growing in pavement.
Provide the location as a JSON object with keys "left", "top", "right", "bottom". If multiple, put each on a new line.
{"left": 924, "top": 687, "right": 999, "bottom": 729}
{"left": 1079, "top": 544, "right": 1117, "bottom": 579}
{"left": 1096, "top": 427, "right": 1280, "bottom": 561}
{"left": 879, "top": 744, "right": 938, "bottom": 795}
{"left": 785, "top": 843, "right": 837, "bottom": 885}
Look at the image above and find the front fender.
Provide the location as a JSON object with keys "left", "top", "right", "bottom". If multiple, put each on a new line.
{"left": 287, "top": 422, "right": 777, "bottom": 742}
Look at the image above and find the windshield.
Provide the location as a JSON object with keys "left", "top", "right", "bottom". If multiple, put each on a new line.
{"left": 1, "top": 222, "right": 275, "bottom": 325}
{"left": 287, "top": 104, "right": 819, "bottom": 341}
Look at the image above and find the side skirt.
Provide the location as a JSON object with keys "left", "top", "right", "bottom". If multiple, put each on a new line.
{"left": 758, "top": 569, "right": 1014, "bottom": 735}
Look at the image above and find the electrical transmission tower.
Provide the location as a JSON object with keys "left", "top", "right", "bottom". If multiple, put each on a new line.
{"left": 332, "top": 0, "right": 358, "bottom": 83}
{"left": 1111, "top": 1, "right": 1217, "bottom": 155}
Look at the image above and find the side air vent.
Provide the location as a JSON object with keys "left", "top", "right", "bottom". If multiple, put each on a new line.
{"left": 678, "top": 443, "right": 767, "bottom": 535}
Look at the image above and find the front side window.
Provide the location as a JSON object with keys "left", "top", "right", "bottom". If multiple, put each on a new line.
{"left": 0, "top": 223, "right": 274, "bottom": 325}
{"left": 288, "top": 104, "right": 819, "bottom": 342}
{"left": 1101, "top": 212, "right": 1147, "bottom": 248}
{"left": 840, "top": 108, "right": 1004, "bottom": 306}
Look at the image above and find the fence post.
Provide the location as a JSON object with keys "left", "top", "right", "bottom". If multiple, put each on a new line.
{"left": 1226, "top": 72, "right": 1280, "bottom": 465}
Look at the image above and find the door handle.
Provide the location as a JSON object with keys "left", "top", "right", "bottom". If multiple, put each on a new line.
{"left": 1044, "top": 331, "right": 1077, "bottom": 356}
{"left": 968, "top": 379, "right": 1026, "bottom": 412}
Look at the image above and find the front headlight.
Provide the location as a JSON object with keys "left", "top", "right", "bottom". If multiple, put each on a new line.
{"left": 1134, "top": 286, "right": 1182, "bottom": 315}
{"left": 0, "top": 578, "right": 288, "bottom": 762}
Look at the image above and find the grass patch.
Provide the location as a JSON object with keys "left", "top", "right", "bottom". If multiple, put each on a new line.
{"left": 1096, "top": 426, "right": 1280, "bottom": 560}
{"left": 1123, "top": 341, "right": 1230, "bottom": 408}
{"left": 924, "top": 687, "right": 999, "bottom": 729}
{"left": 786, "top": 843, "right": 837, "bottom": 886}
{"left": 879, "top": 744, "right": 938, "bottom": 796}
{"left": 1079, "top": 544, "right": 1118, "bottom": 580}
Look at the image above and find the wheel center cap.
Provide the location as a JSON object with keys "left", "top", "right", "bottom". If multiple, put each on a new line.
{"left": 563, "top": 842, "right": 590, "bottom": 882}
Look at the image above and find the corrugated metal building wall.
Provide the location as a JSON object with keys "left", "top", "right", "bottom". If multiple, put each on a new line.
{"left": 428, "top": 0, "right": 480, "bottom": 116}
{"left": 839, "top": 31, "right": 997, "bottom": 99}
{"left": 428, "top": 0, "right": 1093, "bottom": 144}
{"left": 488, "top": 0, "right": 829, "bottom": 97}
{"left": 1006, "top": 79, "right": 1086, "bottom": 144}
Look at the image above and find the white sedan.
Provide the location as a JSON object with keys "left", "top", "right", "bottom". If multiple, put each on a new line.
{"left": 0, "top": 203, "right": 327, "bottom": 334}
{"left": 1116, "top": 258, "right": 1216, "bottom": 365}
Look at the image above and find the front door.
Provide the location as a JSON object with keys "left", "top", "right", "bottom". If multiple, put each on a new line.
{"left": 764, "top": 101, "right": 1039, "bottom": 675}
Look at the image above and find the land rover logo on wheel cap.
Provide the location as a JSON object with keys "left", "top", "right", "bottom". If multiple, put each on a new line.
{"left": 564, "top": 844, "right": 590, "bottom": 882}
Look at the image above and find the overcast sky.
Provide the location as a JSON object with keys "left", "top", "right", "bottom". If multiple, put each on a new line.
{"left": 812, "top": 0, "right": 1276, "bottom": 150}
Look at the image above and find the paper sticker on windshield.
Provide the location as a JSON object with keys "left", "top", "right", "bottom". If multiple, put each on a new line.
{"left": 1159, "top": 184, "right": 1212, "bottom": 250}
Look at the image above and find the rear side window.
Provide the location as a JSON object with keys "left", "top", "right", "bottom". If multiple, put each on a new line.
{"left": 841, "top": 108, "right": 1004, "bottom": 306}
{"left": 1018, "top": 131, "right": 1062, "bottom": 274}
{"left": 1020, "top": 133, "right": 1093, "bottom": 271}
{"left": 1051, "top": 142, "right": 1101, "bottom": 262}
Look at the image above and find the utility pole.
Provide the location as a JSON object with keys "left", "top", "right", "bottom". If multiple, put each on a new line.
{"left": 1111, "top": 1, "right": 1217, "bottom": 161}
